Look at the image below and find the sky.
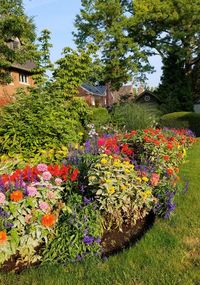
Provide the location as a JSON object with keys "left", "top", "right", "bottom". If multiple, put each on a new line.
{"left": 24, "top": 0, "right": 162, "bottom": 87}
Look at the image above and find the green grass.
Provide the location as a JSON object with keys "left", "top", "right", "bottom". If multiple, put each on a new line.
{"left": 1, "top": 142, "right": 200, "bottom": 285}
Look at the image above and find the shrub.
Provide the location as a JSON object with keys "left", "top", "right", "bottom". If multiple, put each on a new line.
{"left": 111, "top": 103, "right": 158, "bottom": 131}
{"left": 90, "top": 107, "right": 111, "bottom": 133}
{"left": 160, "top": 112, "right": 200, "bottom": 136}
{"left": 0, "top": 89, "right": 91, "bottom": 158}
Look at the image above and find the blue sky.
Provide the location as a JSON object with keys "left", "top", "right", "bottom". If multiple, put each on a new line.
{"left": 24, "top": 0, "right": 162, "bottom": 87}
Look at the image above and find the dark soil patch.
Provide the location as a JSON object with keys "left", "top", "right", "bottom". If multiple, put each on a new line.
{"left": 101, "top": 212, "right": 155, "bottom": 256}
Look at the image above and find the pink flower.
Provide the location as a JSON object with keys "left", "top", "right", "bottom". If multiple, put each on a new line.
{"left": 42, "top": 171, "right": 52, "bottom": 181}
{"left": 151, "top": 173, "right": 160, "bottom": 186}
{"left": 0, "top": 193, "right": 6, "bottom": 204}
{"left": 39, "top": 201, "right": 50, "bottom": 212}
{"left": 27, "top": 186, "right": 37, "bottom": 197}
{"left": 37, "top": 163, "right": 48, "bottom": 172}
{"left": 98, "top": 138, "right": 105, "bottom": 147}
{"left": 25, "top": 214, "right": 32, "bottom": 224}
{"left": 47, "top": 191, "right": 55, "bottom": 199}
{"left": 55, "top": 178, "right": 62, "bottom": 185}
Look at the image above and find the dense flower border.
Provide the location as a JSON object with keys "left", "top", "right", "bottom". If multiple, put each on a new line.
{"left": 0, "top": 128, "right": 196, "bottom": 267}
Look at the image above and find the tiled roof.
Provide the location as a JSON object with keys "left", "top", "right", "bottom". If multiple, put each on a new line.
{"left": 11, "top": 61, "right": 37, "bottom": 72}
{"left": 81, "top": 83, "right": 106, "bottom": 96}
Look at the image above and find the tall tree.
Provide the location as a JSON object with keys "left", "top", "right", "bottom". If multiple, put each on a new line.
{"left": 158, "top": 51, "right": 193, "bottom": 113}
{"left": 52, "top": 46, "right": 95, "bottom": 98}
{"left": 74, "top": 0, "right": 151, "bottom": 90}
{"left": 33, "top": 29, "right": 53, "bottom": 87}
{"left": 0, "top": 0, "right": 36, "bottom": 84}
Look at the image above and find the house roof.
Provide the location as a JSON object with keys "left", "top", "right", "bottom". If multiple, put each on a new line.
{"left": 135, "top": 90, "right": 161, "bottom": 102}
{"left": 111, "top": 85, "right": 134, "bottom": 103}
{"left": 81, "top": 83, "right": 106, "bottom": 96}
{"left": 11, "top": 61, "right": 37, "bottom": 72}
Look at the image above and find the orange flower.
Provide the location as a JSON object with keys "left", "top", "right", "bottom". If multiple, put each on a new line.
{"left": 167, "top": 168, "right": 174, "bottom": 175}
{"left": 41, "top": 214, "right": 56, "bottom": 227}
{"left": 10, "top": 190, "right": 23, "bottom": 202}
{"left": 0, "top": 231, "right": 7, "bottom": 245}
{"left": 175, "top": 167, "right": 179, "bottom": 173}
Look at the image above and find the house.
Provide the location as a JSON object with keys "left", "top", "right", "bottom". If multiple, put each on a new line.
{"left": 111, "top": 85, "right": 135, "bottom": 104}
{"left": 77, "top": 83, "right": 113, "bottom": 107}
{"left": 193, "top": 97, "right": 200, "bottom": 113}
{"left": 0, "top": 38, "right": 36, "bottom": 105}
{"left": 134, "top": 90, "right": 161, "bottom": 106}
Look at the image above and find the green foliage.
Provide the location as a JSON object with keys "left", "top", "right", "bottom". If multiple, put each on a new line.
{"left": 52, "top": 47, "right": 95, "bottom": 98}
{"left": 111, "top": 103, "right": 158, "bottom": 131}
{"left": 0, "top": 0, "right": 37, "bottom": 83}
{"left": 158, "top": 52, "right": 193, "bottom": 113}
{"left": 74, "top": 0, "right": 150, "bottom": 89}
{"left": 160, "top": 112, "right": 200, "bottom": 136}
{"left": 42, "top": 193, "right": 102, "bottom": 264}
{"left": 0, "top": 88, "right": 89, "bottom": 158}
{"left": 91, "top": 107, "right": 111, "bottom": 130}
{"left": 33, "top": 29, "right": 53, "bottom": 87}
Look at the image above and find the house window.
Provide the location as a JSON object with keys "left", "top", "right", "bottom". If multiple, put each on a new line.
{"left": 19, "top": 73, "right": 29, "bottom": 84}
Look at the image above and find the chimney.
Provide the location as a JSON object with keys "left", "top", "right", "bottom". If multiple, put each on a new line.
{"left": 138, "top": 85, "right": 144, "bottom": 95}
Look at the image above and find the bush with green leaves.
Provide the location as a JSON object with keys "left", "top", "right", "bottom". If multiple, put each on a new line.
{"left": 160, "top": 112, "right": 200, "bottom": 136}
{"left": 0, "top": 89, "right": 91, "bottom": 158}
{"left": 111, "top": 103, "right": 158, "bottom": 131}
{"left": 91, "top": 107, "right": 111, "bottom": 131}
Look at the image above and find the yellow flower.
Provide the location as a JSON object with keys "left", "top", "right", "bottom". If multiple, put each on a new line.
{"left": 121, "top": 184, "right": 127, "bottom": 191}
{"left": 101, "top": 158, "right": 108, "bottom": 164}
{"left": 107, "top": 186, "right": 115, "bottom": 195}
{"left": 183, "top": 148, "right": 187, "bottom": 156}
{"left": 113, "top": 159, "right": 120, "bottom": 166}
{"left": 101, "top": 154, "right": 108, "bottom": 157}
{"left": 95, "top": 163, "right": 101, "bottom": 168}
{"left": 124, "top": 161, "right": 130, "bottom": 165}
{"left": 142, "top": 177, "right": 149, "bottom": 182}
{"left": 125, "top": 169, "right": 131, "bottom": 173}
{"left": 145, "top": 190, "right": 152, "bottom": 196}
{"left": 136, "top": 177, "right": 142, "bottom": 183}
{"left": 105, "top": 179, "right": 111, "bottom": 183}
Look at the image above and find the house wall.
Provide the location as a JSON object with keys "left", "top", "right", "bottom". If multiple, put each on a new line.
{"left": 77, "top": 87, "right": 106, "bottom": 106}
{"left": 0, "top": 69, "right": 34, "bottom": 105}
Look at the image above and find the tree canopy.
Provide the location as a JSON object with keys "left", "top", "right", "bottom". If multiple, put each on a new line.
{"left": 0, "top": 0, "right": 36, "bottom": 83}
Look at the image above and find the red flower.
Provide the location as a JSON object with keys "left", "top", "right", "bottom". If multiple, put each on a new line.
{"left": 70, "top": 169, "right": 79, "bottom": 182}
{"left": 167, "top": 143, "right": 173, "bottom": 149}
{"left": 10, "top": 190, "right": 23, "bottom": 202}
{"left": 163, "top": 155, "right": 170, "bottom": 161}
{"left": 41, "top": 214, "right": 56, "bottom": 227}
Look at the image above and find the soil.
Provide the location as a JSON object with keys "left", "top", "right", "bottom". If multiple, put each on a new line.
{"left": 0, "top": 212, "right": 155, "bottom": 273}
{"left": 101, "top": 212, "right": 155, "bottom": 256}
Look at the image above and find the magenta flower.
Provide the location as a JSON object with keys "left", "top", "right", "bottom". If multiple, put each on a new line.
{"left": 37, "top": 163, "right": 48, "bottom": 172}
{"left": 39, "top": 201, "right": 50, "bottom": 212}
{"left": 0, "top": 192, "right": 6, "bottom": 204}
{"left": 27, "top": 186, "right": 37, "bottom": 197}
{"left": 42, "top": 171, "right": 52, "bottom": 181}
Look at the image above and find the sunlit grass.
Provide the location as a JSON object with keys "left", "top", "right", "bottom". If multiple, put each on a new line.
{"left": 1, "top": 142, "right": 200, "bottom": 285}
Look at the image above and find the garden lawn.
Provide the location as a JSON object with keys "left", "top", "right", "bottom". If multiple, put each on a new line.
{"left": 1, "top": 141, "right": 200, "bottom": 285}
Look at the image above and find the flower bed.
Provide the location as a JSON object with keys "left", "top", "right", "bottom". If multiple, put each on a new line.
{"left": 0, "top": 128, "right": 195, "bottom": 271}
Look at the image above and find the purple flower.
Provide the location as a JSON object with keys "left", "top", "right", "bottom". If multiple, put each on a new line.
{"left": 95, "top": 237, "right": 101, "bottom": 243}
{"left": 83, "top": 235, "right": 94, "bottom": 245}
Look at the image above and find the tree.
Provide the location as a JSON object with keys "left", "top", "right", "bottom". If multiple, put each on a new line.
{"left": 0, "top": 0, "right": 36, "bottom": 84}
{"left": 52, "top": 46, "right": 95, "bottom": 98}
{"left": 158, "top": 51, "right": 193, "bottom": 113}
{"left": 74, "top": 0, "right": 151, "bottom": 90}
{"left": 33, "top": 29, "right": 53, "bottom": 87}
